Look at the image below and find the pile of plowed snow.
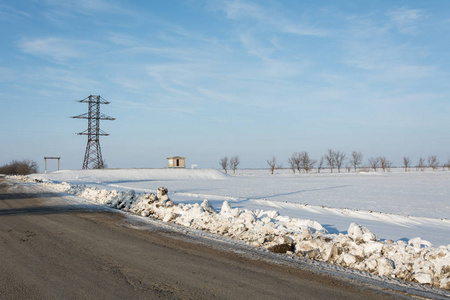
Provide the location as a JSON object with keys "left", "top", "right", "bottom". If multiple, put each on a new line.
{"left": 18, "top": 176, "right": 450, "bottom": 290}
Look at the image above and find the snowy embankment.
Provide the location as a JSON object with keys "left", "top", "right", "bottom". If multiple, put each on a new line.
{"left": 18, "top": 171, "right": 450, "bottom": 290}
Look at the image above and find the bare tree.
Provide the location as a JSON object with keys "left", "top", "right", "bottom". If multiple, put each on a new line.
{"left": 324, "top": 149, "right": 335, "bottom": 173}
{"left": 229, "top": 155, "right": 240, "bottom": 175}
{"left": 220, "top": 156, "right": 228, "bottom": 174}
{"left": 428, "top": 155, "right": 439, "bottom": 171}
{"left": 267, "top": 156, "right": 278, "bottom": 175}
{"left": 317, "top": 156, "right": 324, "bottom": 173}
{"left": 287, "top": 153, "right": 299, "bottom": 174}
{"left": 417, "top": 157, "right": 426, "bottom": 171}
{"left": 403, "top": 157, "right": 411, "bottom": 172}
{"left": 350, "top": 151, "right": 363, "bottom": 172}
{"left": 368, "top": 157, "right": 380, "bottom": 172}
{"left": 379, "top": 156, "right": 392, "bottom": 172}
{"left": 300, "top": 151, "right": 317, "bottom": 174}
{"left": 446, "top": 157, "right": 450, "bottom": 171}
{"left": 292, "top": 152, "right": 302, "bottom": 173}
{"left": 334, "top": 151, "right": 346, "bottom": 173}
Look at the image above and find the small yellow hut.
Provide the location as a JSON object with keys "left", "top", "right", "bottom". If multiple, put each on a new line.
{"left": 167, "top": 156, "right": 186, "bottom": 168}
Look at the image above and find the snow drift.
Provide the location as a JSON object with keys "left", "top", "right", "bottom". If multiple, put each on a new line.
{"left": 37, "top": 168, "right": 228, "bottom": 183}
{"left": 21, "top": 176, "right": 450, "bottom": 290}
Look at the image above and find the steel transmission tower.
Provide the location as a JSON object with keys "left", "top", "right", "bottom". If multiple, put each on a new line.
{"left": 71, "top": 95, "right": 115, "bottom": 169}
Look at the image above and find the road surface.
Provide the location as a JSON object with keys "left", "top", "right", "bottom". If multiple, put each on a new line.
{"left": 0, "top": 178, "right": 417, "bottom": 299}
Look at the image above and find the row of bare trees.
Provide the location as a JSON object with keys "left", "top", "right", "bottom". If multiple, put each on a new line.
{"left": 405, "top": 155, "right": 441, "bottom": 171}
{"left": 284, "top": 150, "right": 364, "bottom": 174}
{"left": 220, "top": 153, "right": 450, "bottom": 175}
{"left": 286, "top": 152, "right": 317, "bottom": 174}
{"left": 270, "top": 150, "right": 450, "bottom": 174}
{"left": 220, "top": 156, "right": 240, "bottom": 175}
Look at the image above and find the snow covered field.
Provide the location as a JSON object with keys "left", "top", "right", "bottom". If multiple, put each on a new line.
{"left": 26, "top": 168, "right": 450, "bottom": 290}
{"left": 29, "top": 168, "right": 450, "bottom": 245}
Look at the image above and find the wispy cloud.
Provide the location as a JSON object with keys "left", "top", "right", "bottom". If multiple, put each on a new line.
{"left": 116, "top": 46, "right": 217, "bottom": 64}
{"left": 159, "top": 24, "right": 221, "bottom": 45}
{"left": 0, "top": 4, "right": 31, "bottom": 21}
{"left": 206, "top": 0, "right": 319, "bottom": 86}
{"left": 106, "top": 33, "right": 140, "bottom": 46}
{"left": 340, "top": 11, "right": 434, "bottom": 84}
{"left": 40, "top": 0, "right": 138, "bottom": 28}
{"left": 221, "top": 0, "right": 326, "bottom": 36}
{"left": 344, "top": 40, "right": 435, "bottom": 81}
{"left": 238, "top": 33, "right": 305, "bottom": 79}
{"left": 28, "top": 67, "right": 100, "bottom": 92}
{"left": 43, "top": 0, "right": 133, "bottom": 17}
{"left": 238, "top": 32, "right": 274, "bottom": 59}
{"left": 386, "top": 7, "right": 424, "bottom": 34}
{"left": 18, "top": 37, "right": 100, "bottom": 63}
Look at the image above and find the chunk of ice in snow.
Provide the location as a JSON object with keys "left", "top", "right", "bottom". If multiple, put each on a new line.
{"left": 157, "top": 187, "right": 168, "bottom": 198}
{"left": 342, "top": 253, "right": 356, "bottom": 266}
{"left": 239, "top": 210, "right": 256, "bottom": 224}
{"left": 440, "top": 277, "right": 450, "bottom": 289}
{"left": 220, "top": 201, "right": 231, "bottom": 214}
{"left": 231, "top": 207, "right": 240, "bottom": 218}
{"left": 201, "top": 199, "right": 215, "bottom": 213}
{"left": 163, "top": 212, "right": 178, "bottom": 222}
{"left": 413, "top": 272, "right": 433, "bottom": 284}
{"left": 364, "top": 241, "right": 383, "bottom": 256}
{"left": 408, "top": 237, "right": 433, "bottom": 249}
{"left": 376, "top": 258, "right": 395, "bottom": 277}
{"left": 348, "top": 223, "right": 375, "bottom": 242}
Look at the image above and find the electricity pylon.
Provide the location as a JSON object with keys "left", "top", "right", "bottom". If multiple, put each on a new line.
{"left": 71, "top": 95, "right": 115, "bottom": 169}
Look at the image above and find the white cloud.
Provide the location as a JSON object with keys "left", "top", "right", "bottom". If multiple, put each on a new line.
{"left": 0, "top": 4, "right": 31, "bottom": 21}
{"left": 106, "top": 33, "right": 140, "bottom": 46}
{"left": 340, "top": 12, "right": 434, "bottom": 84}
{"left": 386, "top": 7, "right": 424, "bottom": 33}
{"left": 29, "top": 67, "right": 100, "bottom": 91}
{"left": 18, "top": 37, "right": 99, "bottom": 63}
{"left": 375, "top": 64, "right": 435, "bottom": 82}
{"left": 40, "top": 0, "right": 138, "bottom": 28}
{"left": 222, "top": 1, "right": 263, "bottom": 20}
{"left": 221, "top": 0, "right": 326, "bottom": 36}
{"left": 237, "top": 31, "right": 306, "bottom": 79}
{"left": 43, "top": 0, "right": 132, "bottom": 17}
{"left": 238, "top": 32, "right": 274, "bottom": 59}
{"left": 117, "top": 46, "right": 202, "bottom": 62}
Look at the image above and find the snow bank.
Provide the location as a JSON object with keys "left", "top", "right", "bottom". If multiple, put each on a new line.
{"left": 30, "top": 168, "right": 228, "bottom": 183}
{"left": 19, "top": 176, "right": 450, "bottom": 290}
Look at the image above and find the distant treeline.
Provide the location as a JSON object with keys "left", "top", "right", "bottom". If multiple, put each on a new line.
{"left": 0, "top": 160, "right": 38, "bottom": 175}
{"left": 220, "top": 151, "right": 450, "bottom": 174}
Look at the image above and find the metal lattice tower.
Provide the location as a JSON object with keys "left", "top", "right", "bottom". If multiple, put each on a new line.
{"left": 71, "top": 95, "right": 115, "bottom": 169}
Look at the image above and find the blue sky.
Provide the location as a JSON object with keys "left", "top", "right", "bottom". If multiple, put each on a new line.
{"left": 1, "top": 0, "right": 449, "bottom": 170}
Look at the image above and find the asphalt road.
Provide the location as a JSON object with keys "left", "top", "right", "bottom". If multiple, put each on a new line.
{"left": 0, "top": 178, "right": 409, "bottom": 299}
